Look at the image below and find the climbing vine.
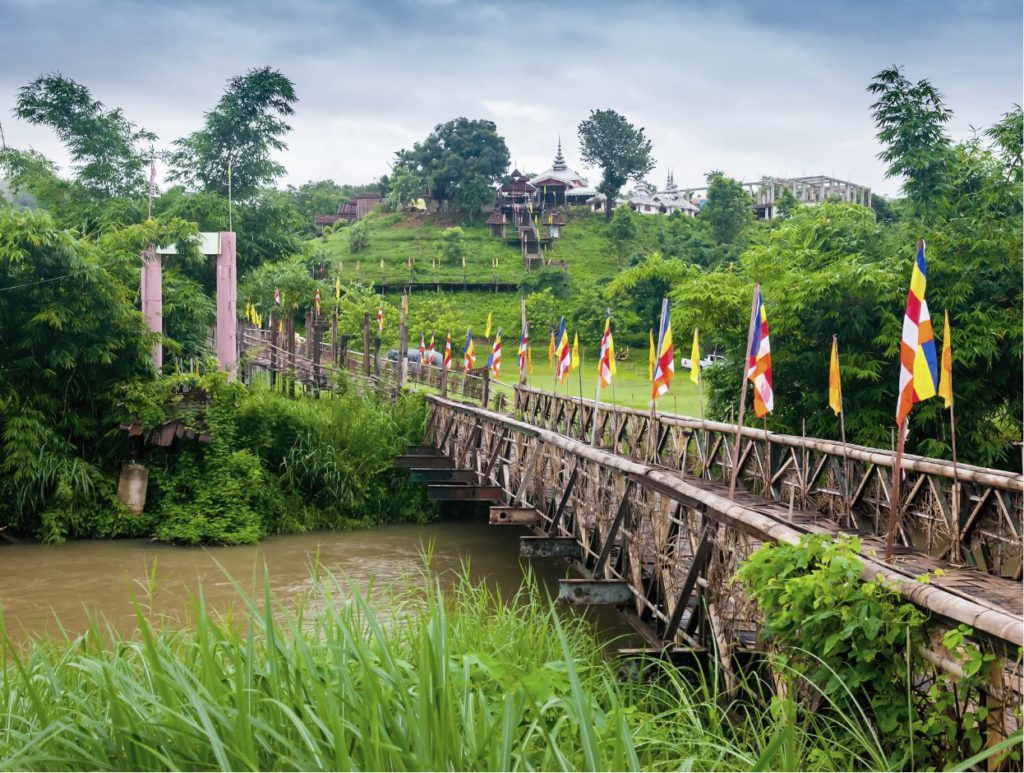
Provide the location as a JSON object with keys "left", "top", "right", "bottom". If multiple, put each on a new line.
{"left": 737, "top": 534, "right": 1017, "bottom": 769}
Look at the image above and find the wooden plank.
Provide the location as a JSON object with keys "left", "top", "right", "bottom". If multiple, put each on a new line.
{"left": 395, "top": 455, "right": 453, "bottom": 469}
{"left": 409, "top": 469, "right": 476, "bottom": 484}
{"left": 426, "top": 485, "right": 502, "bottom": 502}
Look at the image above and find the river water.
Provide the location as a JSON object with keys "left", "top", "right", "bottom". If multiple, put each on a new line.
{"left": 0, "top": 521, "right": 633, "bottom": 643}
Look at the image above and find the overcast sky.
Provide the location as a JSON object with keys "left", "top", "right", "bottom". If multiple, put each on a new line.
{"left": 1, "top": 0, "right": 1020, "bottom": 197}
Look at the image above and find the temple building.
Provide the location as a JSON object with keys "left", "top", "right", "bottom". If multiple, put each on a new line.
{"left": 528, "top": 140, "right": 590, "bottom": 206}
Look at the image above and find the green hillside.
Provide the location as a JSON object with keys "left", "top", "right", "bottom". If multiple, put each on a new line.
{"left": 313, "top": 208, "right": 649, "bottom": 288}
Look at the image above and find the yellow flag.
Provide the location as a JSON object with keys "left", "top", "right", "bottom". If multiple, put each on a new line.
{"left": 527, "top": 346, "right": 534, "bottom": 374}
{"left": 571, "top": 332, "right": 580, "bottom": 368}
{"left": 938, "top": 310, "right": 953, "bottom": 408}
{"left": 485, "top": 312, "right": 492, "bottom": 338}
{"left": 648, "top": 328, "right": 655, "bottom": 381}
{"left": 689, "top": 328, "right": 701, "bottom": 385}
{"left": 829, "top": 336, "right": 842, "bottom": 415}
{"left": 548, "top": 330, "right": 555, "bottom": 366}
{"left": 335, "top": 278, "right": 341, "bottom": 300}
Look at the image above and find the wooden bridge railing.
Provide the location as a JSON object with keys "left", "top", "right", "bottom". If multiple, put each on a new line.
{"left": 424, "top": 394, "right": 1022, "bottom": 704}
{"left": 240, "top": 325, "right": 1022, "bottom": 581}
{"left": 514, "top": 385, "right": 1023, "bottom": 582}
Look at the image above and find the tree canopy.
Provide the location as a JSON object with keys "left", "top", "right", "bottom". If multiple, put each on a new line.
{"left": 578, "top": 109, "right": 655, "bottom": 219}
{"left": 391, "top": 118, "right": 509, "bottom": 209}
{"left": 14, "top": 74, "right": 156, "bottom": 198}
{"left": 168, "top": 67, "right": 297, "bottom": 200}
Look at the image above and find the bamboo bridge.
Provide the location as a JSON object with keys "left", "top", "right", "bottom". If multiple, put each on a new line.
{"left": 238, "top": 322, "right": 1023, "bottom": 730}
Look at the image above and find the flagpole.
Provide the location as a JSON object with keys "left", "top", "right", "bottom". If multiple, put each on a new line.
{"left": 577, "top": 345, "right": 585, "bottom": 441}
{"left": 729, "top": 283, "right": 761, "bottom": 499}
{"left": 648, "top": 299, "right": 668, "bottom": 463}
{"left": 949, "top": 400, "right": 960, "bottom": 561}
{"left": 885, "top": 420, "right": 908, "bottom": 560}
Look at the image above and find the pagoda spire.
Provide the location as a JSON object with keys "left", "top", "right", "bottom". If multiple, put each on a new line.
{"left": 553, "top": 136, "right": 567, "bottom": 171}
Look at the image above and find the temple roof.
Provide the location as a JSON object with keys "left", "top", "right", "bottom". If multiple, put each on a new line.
{"left": 530, "top": 139, "right": 588, "bottom": 188}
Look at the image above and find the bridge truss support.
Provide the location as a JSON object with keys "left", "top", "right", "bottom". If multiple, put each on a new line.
{"left": 423, "top": 394, "right": 1023, "bottom": 725}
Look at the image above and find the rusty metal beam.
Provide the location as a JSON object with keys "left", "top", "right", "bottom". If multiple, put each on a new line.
{"left": 557, "top": 579, "right": 633, "bottom": 606}
{"left": 489, "top": 507, "right": 543, "bottom": 526}
{"left": 520, "top": 536, "right": 580, "bottom": 558}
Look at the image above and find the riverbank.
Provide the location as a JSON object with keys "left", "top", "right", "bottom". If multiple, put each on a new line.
{"left": 1, "top": 566, "right": 896, "bottom": 772}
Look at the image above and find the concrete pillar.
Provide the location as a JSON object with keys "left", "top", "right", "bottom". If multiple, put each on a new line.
{"left": 141, "top": 248, "right": 163, "bottom": 369}
{"left": 216, "top": 232, "right": 237, "bottom": 374}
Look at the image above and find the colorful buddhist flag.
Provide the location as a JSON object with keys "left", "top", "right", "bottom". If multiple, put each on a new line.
{"left": 518, "top": 323, "right": 529, "bottom": 375}
{"left": 829, "top": 336, "right": 842, "bottom": 415}
{"left": 377, "top": 305, "right": 384, "bottom": 332}
{"left": 274, "top": 289, "right": 281, "bottom": 305}
{"left": 314, "top": 289, "right": 321, "bottom": 317}
{"left": 747, "top": 288, "right": 773, "bottom": 418}
{"left": 485, "top": 311, "right": 492, "bottom": 338}
{"left": 896, "top": 241, "right": 939, "bottom": 426}
{"left": 419, "top": 332, "right": 426, "bottom": 363}
{"left": 648, "top": 328, "right": 656, "bottom": 382}
{"left": 428, "top": 334, "right": 436, "bottom": 365}
{"left": 938, "top": 310, "right": 953, "bottom": 409}
{"left": 444, "top": 334, "right": 452, "bottom": 370}
{"left": 598, "top": 310, "right": 617, "bottom": 389}
{"left": 555, "top": 318, "right": 571, "bottom": 382}
{"left": 651, "top": 299, "right": 674, "bottom": 400}
{"left": 486, "top": 328, "right": 502, "bottom": 376}
{"left": 689, "top": 329, "right": 701, "bottom": 385}
{"left": 463, "top": 329, "right": 475, "bottom": 372}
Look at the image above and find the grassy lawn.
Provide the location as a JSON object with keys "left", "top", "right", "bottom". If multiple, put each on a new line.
{"left": 480, "top": 347, "right": 704, "bottom": 417}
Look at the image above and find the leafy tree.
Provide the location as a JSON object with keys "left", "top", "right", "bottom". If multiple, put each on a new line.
{"left": 772, "top": 187, "right": 799, "bottom": 219}
{"left": 393, "top": 118, "right": 509, "bottom": 209}
{"left": 168, "top": 67, "right": 297, "bottom": 200}
{"left": 868, "top": 66, "right": 954, "bottom": 214}
{"left": 518, "top": 266, "right": 572, "bottom": 299}
{"left": 606, "top": 252, "right": 693, "bottom": 344}
{"left": 382, "top": 168, "right": 425, "bottom": 211}
{"left": 525, "top": 289, "right": 562, "bottom": 338}
{"left": 348, "top": 220, "right": 371, "bottom": 254}
{"left": 285, "top": 179, "right": 346, "bottom": 222}
{"left": 577, "top": 109, "right": 655, "bottom": 220}
{"left": 452, "top": 174, "right": 494, "bottom": 214}
{"left": 986, "top": 105, "right": 1023, "bottom": 184}
{"left": 702, "top": 171, "right": 753, "bottom": 244}
{"left": 0, "top": 210, "right": 201, "bottom": 539}
{"left": 607, "top": 204, "right": 637, "bottom": 266}
{"left": 870, "top": 193, "right": 899, "bottom": 224}
{"left": 436, "top": 227, "right": 466, "bottom": 266}
{"left": 13, "top": 74, "right": 155, "bottom": 197}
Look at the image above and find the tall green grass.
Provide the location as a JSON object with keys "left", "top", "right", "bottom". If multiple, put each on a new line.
{"left": 1, "top": 568, "right": 914, "bottom": 771}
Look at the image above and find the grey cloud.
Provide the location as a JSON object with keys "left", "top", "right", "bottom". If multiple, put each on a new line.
{"left": 0, "top": 0, "right": 1019, "bottom": 196}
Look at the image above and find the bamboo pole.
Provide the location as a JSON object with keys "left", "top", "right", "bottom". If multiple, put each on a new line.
{"left": 834, "top": 334, "right": 852, "bottom": 526}
{"left": 729, "top": 284, "right": 761, "bottom": 498}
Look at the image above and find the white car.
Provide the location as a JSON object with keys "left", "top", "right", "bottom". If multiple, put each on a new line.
{"left": 679, "top": 353, "right": 727, "bottom": 370}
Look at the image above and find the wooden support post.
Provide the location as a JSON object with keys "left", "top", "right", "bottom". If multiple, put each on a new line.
{"left": 398, "top": 292, "right": 409, "bottom": 388}
{"left": 362, "top": 313, "right": 370, "bottom": 376}
{"left": 269, "top": 311, "right": 278, "bottom": 389}
{"left": 331, "top": 311, "right": 338, "bottom": 367}
{"left": 439, "top": 358, "right": 449, "bottom": 398}
{"left": 481, "top": 367, "right": 490, "bottom": 409}
{"left": 373, "top": 336, "right": 381, "bottom": 376}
